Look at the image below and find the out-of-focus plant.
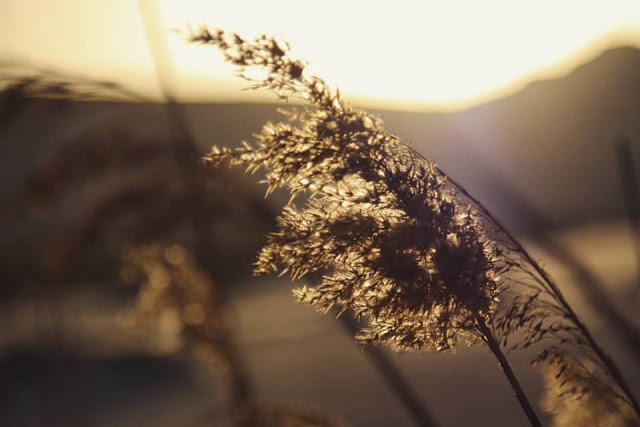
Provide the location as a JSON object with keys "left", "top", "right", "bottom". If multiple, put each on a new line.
{"left": 189, "top": 28, "right": 640, "bottom": 426}
{"left": 9, "top": 71, "right": 286, "bottom": 426}
{"left": 18, "top": 125, "right": 265, "bottom": 275}
{"left": 121, "top": 243, "right": 253, "bottom": 421}
{"left": 0, "top": 62, "right": 145, "bottom": 101}
{"left": 540, "top": 354, "right": 639, "bottom": 427}
{"left": 121, "top": 242, "right": 349, "bottom": 427}
{"left": 253, "top": 402, "right": 348, "bottom": 427}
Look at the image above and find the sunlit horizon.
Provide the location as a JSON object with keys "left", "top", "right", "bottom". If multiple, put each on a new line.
{"left": 2, "top": 0, "right": 640, "bottom": 112}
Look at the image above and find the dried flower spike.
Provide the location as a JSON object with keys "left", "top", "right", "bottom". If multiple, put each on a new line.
{"left": 191, "top": 27, "right": 639, "bottom": 425}
{"left": 193, "top": 28, "right": 501, "bottom": 353}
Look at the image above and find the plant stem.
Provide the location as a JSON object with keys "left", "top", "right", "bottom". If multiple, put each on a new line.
{"left": 527, "top": 257, "right": 640, "bottom": 417}
{"left": 434, "top": 135, "right": 640, "bottom": 361}
{"left": 338, "top": 312, "right": 439, "bottom": 427}
{"left": 476, "top": 316, "right": 541, "bottom": 427}
{"left": 139, "top": 4, "right": 258, "bottom": 424}
{"left": 615, "top": 136, "right": 640, "bottom": 302}
{"left": 505, "top": 222, "right": 640, "bottom": 417}
{"left": 430, "top": 153, "right": 640, "bottom": 417}
{"left": 535, "top": 235, "right": 640, "bottom": 360}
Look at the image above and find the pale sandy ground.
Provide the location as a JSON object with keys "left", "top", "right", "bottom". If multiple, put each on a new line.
{"left": 1, "top": 220, "right": 638, "bottom": 426}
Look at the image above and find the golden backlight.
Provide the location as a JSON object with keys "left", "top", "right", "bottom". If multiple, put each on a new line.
{"left": 2, "top": 0, "right": 640, "bottom": 111}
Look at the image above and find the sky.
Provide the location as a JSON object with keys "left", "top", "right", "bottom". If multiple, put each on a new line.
{"left": 2, "top": 0, "right": 640, "bottom": 111}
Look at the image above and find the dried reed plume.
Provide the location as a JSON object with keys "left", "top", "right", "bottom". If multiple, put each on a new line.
{"left": 121, "top": 243, "right": 348, "bottom": 426}
{"left": 121, "top": 242, "right": 240, "bottom": 382}
{"left": 121, "top": 243, "right": 245, "bottom": 424}
{"left": 540, "top": 353, "right": 639, "bottom": 426}
{"left": 19, "top": 128, "right": 260, "bottom": 425}
{"left": 190, "top": 27, "right": 640, "bottom": 425}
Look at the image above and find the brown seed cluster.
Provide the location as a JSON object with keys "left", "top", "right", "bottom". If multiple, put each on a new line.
{"left": 197, "top": 29, "right": 502, "bottom": 352}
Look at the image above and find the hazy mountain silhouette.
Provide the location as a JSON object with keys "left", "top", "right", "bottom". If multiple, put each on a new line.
{"left": 2, "top": 46, "right": 639, "bottom": 234}
{"left": 383, "top": 46, "right": 640, "bottom": 231}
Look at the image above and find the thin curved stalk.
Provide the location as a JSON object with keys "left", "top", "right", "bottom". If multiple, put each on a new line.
{"left": 616, "top": 136, "right": 640, "bottom": 301}
{"left": 138, "top": 4, "right": 258, "bottom": 424}
{"left": 476, "top": 316, "right": 541, "bottom": 427}
{"left": 338, "top": 312, "right": 439, "bottom": 427}
{"left": 433, "top": 154, "right": 640, "bottom": 417}
{"left": 438, "top": 135, "right": 640, "bottom": 360}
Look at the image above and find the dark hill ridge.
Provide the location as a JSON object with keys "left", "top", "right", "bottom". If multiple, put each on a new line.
{"left": 2, "top": 46, "right": 639, "bottom": 234}
{"left": 379, "top": 45, "right": 640, "bottom": 230}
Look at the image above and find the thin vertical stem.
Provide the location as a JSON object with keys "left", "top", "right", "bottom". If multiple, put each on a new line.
{"left": 476, "top": 316, "right": 541, "bottom": 427}
{"left": 517, "top": 247, "right": 640, "bottom": 417}
{"left": 429, "top": 155, "right": 640, "bottom": 417}
{"left": 338, "top": 312, "right": 439, "bottom": 427}
{"left": 615, "top": 136, "right": 640, "bottom": 302}
{"left": 534, "top": 236, "right": 640, "bottom": 359}
{"left": 138, "top": 3, "right": 257, "bottom": 425}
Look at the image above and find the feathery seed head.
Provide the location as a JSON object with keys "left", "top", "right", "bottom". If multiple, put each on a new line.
{"left": 195, "top": 28, "right": 502, "bottom": 352}
{"left": 189, "top": 26, "right": 640, "bottom": 420}
{"left": 540, "top": 351, "right": 639, "bottom": 426}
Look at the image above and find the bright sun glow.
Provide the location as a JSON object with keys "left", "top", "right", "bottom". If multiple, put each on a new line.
{"left": 2, "top": 0, "right": 640, "bottom": 111}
